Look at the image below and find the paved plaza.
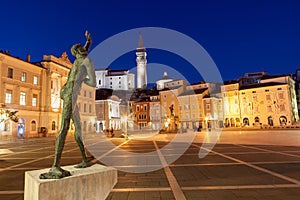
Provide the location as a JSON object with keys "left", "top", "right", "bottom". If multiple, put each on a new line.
{"left": 1, "top": 130, "right": 300, "bottom": 199}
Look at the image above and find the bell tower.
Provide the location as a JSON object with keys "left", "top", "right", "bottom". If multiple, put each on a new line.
{"left": 136, "top": 33, "right": 147, "bottom": 89}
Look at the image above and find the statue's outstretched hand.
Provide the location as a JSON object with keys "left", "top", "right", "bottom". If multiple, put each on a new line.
{"left": 85, "top": 30, "right": 91, "bottom": 41}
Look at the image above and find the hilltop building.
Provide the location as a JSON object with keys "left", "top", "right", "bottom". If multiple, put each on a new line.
{"left": 95, "top": 68, "right": 135, "bottom": 90}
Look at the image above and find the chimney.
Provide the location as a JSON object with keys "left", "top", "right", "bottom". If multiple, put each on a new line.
{"left": 26, "top": 54, "right": 30, "bottom": 62}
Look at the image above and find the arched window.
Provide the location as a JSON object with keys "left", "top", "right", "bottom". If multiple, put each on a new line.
{"left": 52, "top": 121, "right": 56, "bottom": 131}
{"left": 254, "top": 117, "right": 260, "bottom": 123}
{"left": 230, "top": 118, "right": 235, "bottom": 127}
{"left": 243, "top": 118, "right": 249, "bottom": 126}
{"left": 225, "top": 118, "right": 229, "bottom": 127}
{"left": 268, "top": 116, "right": 273, "bottom": 126}
{"left": 31, "top": 120, "right": 36, "bottom": 131}
{"left": 236, "top": 118, "right": 241, "bottom": 127}
{"left": 279, "top": 116, "right": 287, "bottom": 126}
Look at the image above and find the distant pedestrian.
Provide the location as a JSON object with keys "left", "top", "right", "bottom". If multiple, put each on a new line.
{"left": 110, "top": 127, "right": 114, "bottom": 137}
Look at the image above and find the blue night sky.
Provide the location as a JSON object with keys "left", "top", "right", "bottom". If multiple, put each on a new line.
{"left": 1, "top": 0, "right": 300, "bottom": 84}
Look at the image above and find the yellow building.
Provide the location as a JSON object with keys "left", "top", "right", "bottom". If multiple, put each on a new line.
{"left": 202, "top": 94, "right": 224, "bottom": 129}
{"left": 0, "top": 52, "right": 45, "bottom": 138}
{"left": 178, "top": 88, "right": 208, "bottom": 130}
{"left": 149, "top": 94, "right": 161, "bottom": 130}
{"left": 0, "top": 51, "right": 96, "bottom": 138}
{"left": 159, "top": 80, "right": 187, "bottom": 129}
{"left": 222, "top": 83, "right": 241, "bottom": 127}
{"left": 222, "top": 75, "right": 299, "bottom": 127}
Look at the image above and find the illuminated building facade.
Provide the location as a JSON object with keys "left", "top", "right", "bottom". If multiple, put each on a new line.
{"left": 95, "top": 68, "right": 135, "bottom": 90}
{"left": 95, "top": 89, "right": 121, "bottom": 132}
{"left": 222, "top": 74, "right": 299, "bottom": 127}
{"left": 149, "top": 94, "right": 161, "bottom": 130}
{"left": 159, "top": 79, "right": 188, "bottom": 129}
{"left": 0, "top": 51, "right": 96, "bottom": 138}
{"left": 156, "top": 72, "right": 173, "bottom": 90}
{"left": 133, "top": 98, "right": 150, "bottom": 129}
{"left": 178, "top": 88, "right": 208, "bottom": 130}
{"left": 0, "top": 52, "right": 45, "bottom": 138}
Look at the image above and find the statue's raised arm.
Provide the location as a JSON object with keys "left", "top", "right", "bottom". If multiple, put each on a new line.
{"left": 84, "top": 30, "right": 92, "bottom": 52}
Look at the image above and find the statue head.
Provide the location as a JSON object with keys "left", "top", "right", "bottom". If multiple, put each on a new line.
{"left": 71, "top": 44, "right": 88, "bottom": 57}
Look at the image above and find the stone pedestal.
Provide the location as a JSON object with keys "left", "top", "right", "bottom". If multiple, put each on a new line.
{"left": 24, "top": 164, "right": 117, "bottom": 200}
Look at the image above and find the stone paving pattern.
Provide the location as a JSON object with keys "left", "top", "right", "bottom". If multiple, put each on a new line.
{"left": 0, "top": 132, "right": 300, "bottom": 199}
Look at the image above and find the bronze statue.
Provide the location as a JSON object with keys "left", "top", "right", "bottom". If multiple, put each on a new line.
{"left": 40, "top": 31, "right": 96, "bottom": 179}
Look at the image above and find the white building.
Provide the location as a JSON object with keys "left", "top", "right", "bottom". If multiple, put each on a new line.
{"left": 156, "top": 72, "right": 173, "bottom": 90}
{"left": 95, "top": 89, "right": 121, "bottom": 132}
{"left": 95, "top": 68, "right": 135, "bottom": 90}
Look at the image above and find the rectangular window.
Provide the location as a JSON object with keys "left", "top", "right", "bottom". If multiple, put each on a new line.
{"left": 5, "top": 90, "right": 12, "bottom": 104}
{"left": 84, "top": 104, "right": 87, "bottom": 112}
{"left": 20, "top": 92, "right": 26, "bottom": 105}
{"left": 21, "top": 72, "right": 26, "bottom": 82}
{"left": 84, "top": 91, "right": 86, "bottom": 97}
{"left": 266, "top": 94, "right": 271, "bottom": 101}
{"left": 89, "top": 104, "right": 92, "bottom": 113}
{"left": 33, "top": 76, "right": 38, "bottom": 85}
{"left": 243, "top": 97, "right": 247, "bottom": 103}
{"left": 8, "top": 68, "right": 13, "bottom": 78}
{"left": 144, "top": 105, "right": 147, "bottom": 111}
{"left": 253, "top": 96, "right": 258, "bottom": 102}
{"left": 206, "top": 104, "right": 210, "bottom": 110}
{"left": 32, "top": 94, "right": 38, "bottom": 106}
{"left": 280, "top": 104, "right": 285, "bottom": 111}
{"left": 278, "top": 93, "right": 284, "bottom": 99}
{"left": 89, "top": 92, "right": 92, "bottom": 98}
{"left": 267, "top": 105, "right": 272, "bottom": 112}
{"left": 136, "top": 105, "right": 140, "bottom": 112}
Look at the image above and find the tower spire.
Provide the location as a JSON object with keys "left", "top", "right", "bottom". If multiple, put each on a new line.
{"left": 137, "top": 32, "right": 145, "bottom": 50}
{"left": 136, "top": 32, "right": 147, "bottom": 89}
